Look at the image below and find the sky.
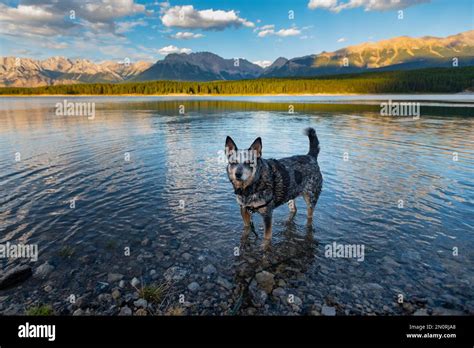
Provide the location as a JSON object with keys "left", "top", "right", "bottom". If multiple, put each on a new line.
{"left": 0, "top": 0, "right": 472, "bottom": 67}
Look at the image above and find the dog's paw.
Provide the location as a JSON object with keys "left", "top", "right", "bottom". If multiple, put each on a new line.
{"left": 261, "top": 238, "right": 272, "bottom": 251}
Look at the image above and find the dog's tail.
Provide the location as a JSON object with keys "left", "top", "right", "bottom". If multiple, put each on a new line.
{"left": 304, "top": 127, "right": 320, "bottom": 158}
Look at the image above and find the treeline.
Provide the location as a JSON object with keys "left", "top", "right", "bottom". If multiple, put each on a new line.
{"left": 1, "top": 67, "right": 473, "bottom": 95}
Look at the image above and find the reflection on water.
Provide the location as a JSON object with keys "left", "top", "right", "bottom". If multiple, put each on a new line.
{"left": 0, "top": 97, "right": 473, "bottom": 315}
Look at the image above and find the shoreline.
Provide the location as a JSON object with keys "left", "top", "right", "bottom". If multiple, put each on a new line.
{"left": 1, "top": 92, "right": 473, "bottom": 98}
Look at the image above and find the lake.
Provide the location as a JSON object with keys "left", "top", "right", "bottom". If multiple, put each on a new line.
{"left": 0, "top": 96, "right": 473, "bottom": 315}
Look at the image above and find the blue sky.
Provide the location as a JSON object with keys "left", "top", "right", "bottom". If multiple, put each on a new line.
{"left": 0, "top": 0, "right": 472, "bottom": 66}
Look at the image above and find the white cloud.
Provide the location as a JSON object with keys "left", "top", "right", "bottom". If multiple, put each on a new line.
{"left": 171, "top": 31, "right": 204, "bottom": 39}
{"left": 41, "top": 41, "right": 69, "bottom": 49}
{"left": 253, "top": 60, "right": 272, "bottom": 68}
{"left": 308, "top": 0, "right": 430, "bottom": 12}
{"left": 337, "top": 37, "right": 347, "bottom": 42}
{"left": 254, "top": 24, "right": 275, "bottom": 32}
{"left": 116, "top": 20, "right": 148, "bottom": 33}
{"left": 157, "top": 45, "right": 192, "bottom": 55}
{"left": 257, "top": 26, "right": 301, "bottom": 38}
{"left": 0, "top": 0, "right": 146, "bottom": 38}
{"left": 161, "top": 5, "right": 254, "bottom": 30}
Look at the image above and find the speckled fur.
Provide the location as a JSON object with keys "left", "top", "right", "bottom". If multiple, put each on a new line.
{"left": 226, "top": 128, "right": 323, "bottom": 248}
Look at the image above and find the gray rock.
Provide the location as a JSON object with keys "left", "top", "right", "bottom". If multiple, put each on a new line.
{"left": 119, "top": 306, "right": 132, "bottom": 316}
{"left": 216, "top": 277, "right": 233, "bottom": 290}
{"left": 290, "top": 295, "right": 303, "bottom": 307}
{"left": 73, "top": 309, "right": 85, "bottom": 316}
{"left": 413, "top": 309, "right": 429, "bottom": 316}
{"left": 182, "top": 253, "right": 192, "bottom": 261}
{"left": 0, "top": 265, "right": 32, "bottom": 289}
{"left": 133, "top": 299, "right": 148, "bottom": 309}
{"left": 107, "top": 273, "right": 124, "bottom": 283}
{"left": 164, "top": 266, "right": 188, "bottom": 281}
{"left": 112, "top": 289, "right": 121, "bottom": 300}
{"left": 118, "top": 280, "right": 125, "bottom": 288}
{"left": 322, "top": 305, "right": 336, "bottom": 316}
{"left": 272, "top": 287, "right": 286, "bottom": 298}
{"left": 203, "top": 264, "right": 216, "bottom": 275}
{"left": 188, "top": 282, "right": 200, "bottom": 292}
{"left": 249, "top": 280, "right": 267, "bottom": 307}
{"left": 34, "top": 262, "right": 54, "bottom": 279}
{"left": 255, "top": 271, "right": 275, "bottom": 294}
{"left": 130, "top": 277, "right": 140, "bottom": 287}
{"left": 98, "top": 293, "right": 112, "bottom": 303}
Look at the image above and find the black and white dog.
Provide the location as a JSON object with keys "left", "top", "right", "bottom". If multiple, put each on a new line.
{"left": 225, "top": 128, "right": 323, "bottom": 249}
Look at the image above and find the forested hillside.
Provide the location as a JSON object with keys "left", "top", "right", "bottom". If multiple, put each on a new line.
{"left": 1, "top": 67, "right": 472, "bottom": 95}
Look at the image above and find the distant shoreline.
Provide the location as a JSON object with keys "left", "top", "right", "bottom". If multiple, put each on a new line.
{"left": 0, "top": 93, "right": 365, "bottom": 97}
{"left": 1, "top": 92, "right": 473, "bottom": 98}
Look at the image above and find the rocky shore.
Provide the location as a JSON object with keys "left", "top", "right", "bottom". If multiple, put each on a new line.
{"left": 0, "top": 233, "right": 472, "bottom": 316}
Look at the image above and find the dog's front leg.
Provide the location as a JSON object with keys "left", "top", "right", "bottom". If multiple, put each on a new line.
{"left": 240, "top": 206, "right": 253, "bottom": 242}
{"left": 261, "top": 210, "right": 273, "bottom": 250}
{"left": 240, "top": 206, "right": 252, "bottom": 227}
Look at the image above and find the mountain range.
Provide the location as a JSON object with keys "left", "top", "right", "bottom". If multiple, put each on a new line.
{"left": 1, "top": 30, "right": 473, "bottom": 87}
{"left": 0, "top": 57, "right": 152, "bottom": 87}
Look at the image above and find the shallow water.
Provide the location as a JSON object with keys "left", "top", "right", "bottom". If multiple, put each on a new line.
{"left": 0, "top": 97, "right": 473, "bottom": 315}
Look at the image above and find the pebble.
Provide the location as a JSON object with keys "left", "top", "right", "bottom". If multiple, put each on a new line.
{"left": 203, "top": 264, "right": 217, "bottom": 275}
{"left": 255, "top": 271, "right": 275, "bottom": 294}
{"left": 413, "top": 309, "right": 428, "bottom": 316}
{"left": 73, "top": 309, "right": 84, "bottom": 316}
{"left": 322, "top": 305, "right": 336, "bottom": 316}
{"left": 188, "top": 282, "right": 200, "bottom": 292}
{"left": 164, "top": 266, "right": 188, "bottom": 281}
{"left": 135, "top": 308, "right": 147, "bottom": 316}
{"left": 133, "top": 299, "right": 148, "bottom": 309}
{"left": 216, "top": 277, "right": 233, "bottom": 290}
{"left": 291, "top": 295, "right": 303, "bottom": 307}
{"left": 112, "top": 290, "right": 121, "bottom": 300}
{"left": 182, "top": 253, "right": 192, "bottom": 261}
{"left": 249, "top": 280, "right": 267, "bottom": 307}
{"left": 34, "top": 262, "right": 54, "bottom": 279}
{"left": 118, "top": 280, "right": 125, "bottom": 288}
{"left": 272, "top": 287, "right": 286, "bottom": 298}
{"left": 119, "top": 306, "right": 132, "bottom": 316}
{"left": 130, "top": 277, "right": 140, "bottom": 287}
{"left": 107, "top": 273, "right": 124, "bottom": 283}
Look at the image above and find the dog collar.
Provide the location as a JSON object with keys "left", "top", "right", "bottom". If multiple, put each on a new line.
{"left": 244, "top": 198, "right": 273, "bottom": 213}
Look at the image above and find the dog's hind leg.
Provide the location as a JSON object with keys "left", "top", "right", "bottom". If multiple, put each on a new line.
{"left": 287, "top": 199, "right": 297, "bottom": 221}
{"left": 303, "top": 192, "right": 315, "bottom": 223}
{"left": 304, "top": 187, "right": 322, "bottom": 223}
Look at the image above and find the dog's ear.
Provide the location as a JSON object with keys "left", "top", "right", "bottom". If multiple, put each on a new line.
{"left": 225, "top": 136, "right": 238, "bottom": 158}
{"left": 249, "top": 137, "right": 262, "bottom": 158}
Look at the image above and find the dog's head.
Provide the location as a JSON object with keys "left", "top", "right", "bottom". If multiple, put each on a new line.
{"left": 225, "top": 136, "right": 262, "bottom": 194}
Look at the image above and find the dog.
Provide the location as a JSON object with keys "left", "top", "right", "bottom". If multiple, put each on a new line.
{"left": 225, "top": 128, "right": 323, "bottom": 249}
